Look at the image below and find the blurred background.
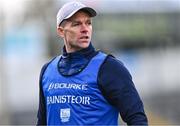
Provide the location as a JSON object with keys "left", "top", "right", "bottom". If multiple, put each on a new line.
{"left": 0, "top": 0, "right": 180, "bottom": 125}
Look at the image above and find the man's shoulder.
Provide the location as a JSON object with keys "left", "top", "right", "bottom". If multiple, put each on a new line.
{"left": 99, "top": 53, "right": 131, "bottom": 78}
{"left": 40, "top": 56, "right": 59, "bottom": 74}
{"left": 101, "top": 53, "right": 125, "bottom": 69}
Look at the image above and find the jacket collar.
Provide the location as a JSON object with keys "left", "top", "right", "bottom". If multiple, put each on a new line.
{"left": 62, "top": 43, "right": 95, "bottom": 59}
{"left": 59, "top": 43, "right": 97, "bottom": 76}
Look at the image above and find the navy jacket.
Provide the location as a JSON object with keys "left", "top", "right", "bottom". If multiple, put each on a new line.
{"left": 37, "top": 43, "right": 148, "bottom": 125}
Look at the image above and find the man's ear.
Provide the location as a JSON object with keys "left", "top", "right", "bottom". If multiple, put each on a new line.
{"left": 57, "top": 27, "right": 64, "bottom": 38}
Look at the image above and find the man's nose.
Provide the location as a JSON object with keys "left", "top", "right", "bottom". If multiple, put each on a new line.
{"left": 80, "top": 24, "right": 88, "bottom": 33}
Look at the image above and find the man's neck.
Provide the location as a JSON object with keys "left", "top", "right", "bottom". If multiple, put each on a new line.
{"left": 62, "top": 43, "right": 97, "bottom": 59}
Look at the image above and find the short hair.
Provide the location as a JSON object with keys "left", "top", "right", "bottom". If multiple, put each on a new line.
{"left": 59, "top": 20, "right": 67, "bottom": 28}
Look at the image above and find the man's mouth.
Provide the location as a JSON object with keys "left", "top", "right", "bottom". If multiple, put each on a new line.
{"left": 80, "top": 36, "right": 89, "bottom": 39}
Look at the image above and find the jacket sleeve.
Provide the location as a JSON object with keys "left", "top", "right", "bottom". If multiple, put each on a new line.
{"left": 37, "top": 63, "right": 48, "bottom": 125}
{"left": 98, "top": 55, "right": 148, "bottom": 125}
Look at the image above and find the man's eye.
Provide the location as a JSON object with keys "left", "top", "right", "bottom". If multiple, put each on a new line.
{"left": 86, "top": 21, "right": 91, "bottom": 25}
{"left": 73, "top": 23, "right": 80, "bottom": 26}
{"left": 88, "top": 22, "right": 92, "bottom": 25}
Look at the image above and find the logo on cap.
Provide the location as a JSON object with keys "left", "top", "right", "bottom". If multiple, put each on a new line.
{"left": 73, "top": 2, "right": 82, "bottom": 8}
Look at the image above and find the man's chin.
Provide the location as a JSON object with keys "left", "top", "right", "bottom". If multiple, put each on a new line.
{"left": 69, "top": 42, "right": 90, "bottom": 52}
{"left": 79, "top": 42, "right": 90, "bottom": 49}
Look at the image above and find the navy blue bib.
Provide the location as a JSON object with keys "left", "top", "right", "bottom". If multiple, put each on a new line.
{"left": 42, "top": 52, "right": 119, "bottom": 125}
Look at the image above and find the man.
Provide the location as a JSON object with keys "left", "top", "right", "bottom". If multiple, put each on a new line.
{"left": 37, "top": 1, "right": 148, "bottom": 125}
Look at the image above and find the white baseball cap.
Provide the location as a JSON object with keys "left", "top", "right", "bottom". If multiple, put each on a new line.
{"left": 56, "top": 1, "right": 97, "bottom": 28}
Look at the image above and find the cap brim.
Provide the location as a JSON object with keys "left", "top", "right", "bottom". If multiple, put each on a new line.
{"left": 80, "top": 7, "right": 97, "bottom": 17}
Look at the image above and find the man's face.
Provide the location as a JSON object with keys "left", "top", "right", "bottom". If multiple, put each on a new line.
{"left": 58, "top": 11, "right": 92, "bottom": 53}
